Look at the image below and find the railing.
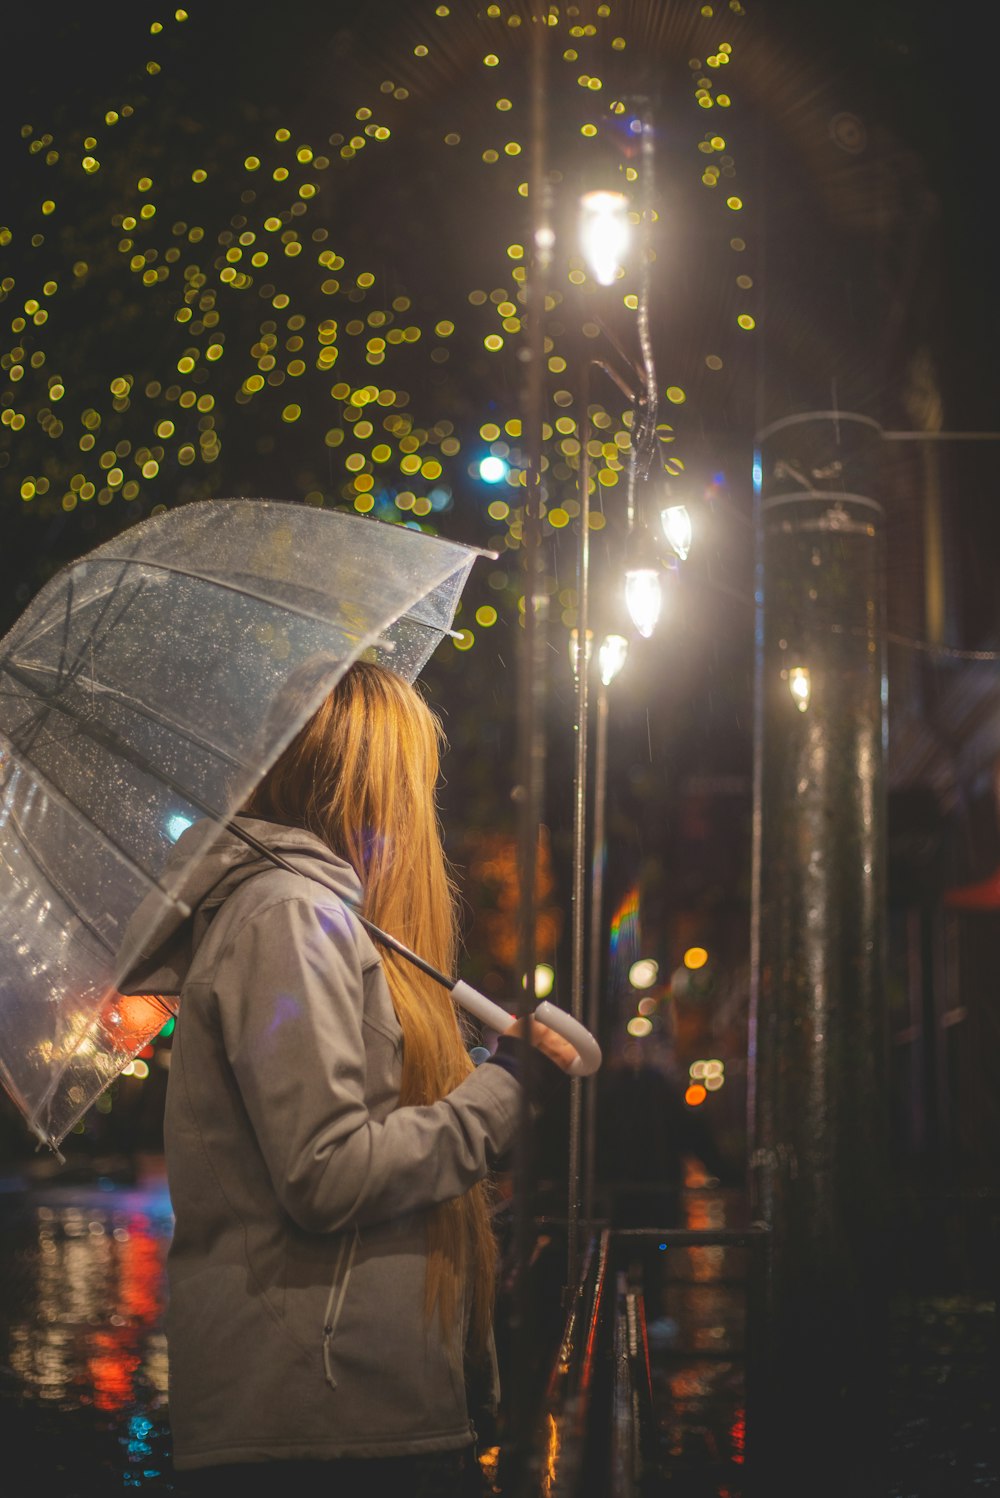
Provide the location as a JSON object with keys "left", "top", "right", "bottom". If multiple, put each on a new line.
{"left": 523, "top": 1223, "right": 771, "bottom": 1497}
{"left": 609, "top": 1272, "right": 656, "bottom": 1495}
{"left": 524, "top": 1230, "right": 612, "bottom": 1498}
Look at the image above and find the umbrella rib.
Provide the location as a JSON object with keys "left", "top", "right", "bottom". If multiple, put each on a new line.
{"left": 82, "top": 555, "right": 460, "bottom": 642}
{"left": 0, "top": 566, "right": 143, "bottom": 759}
{"left": 55, "top": 573, "right": 75, "bottom": 691}
{"left": 1, "top": 564, "right": 135, "bottom": 670}
{"left": 85, "top": 555, "right": 380, "bottom": 633}
{"left": 4, "top": 803, "right": 117, "bottom": 956}
{"left": 1, "top": 662, "right": 251, "bottom": 777}
{"left": 0, "top": 725, "right": 191, "bottom": 918}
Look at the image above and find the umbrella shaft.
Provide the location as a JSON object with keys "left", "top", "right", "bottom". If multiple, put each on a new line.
{"left": 222, "top": 820, "right": 456, "bottom": 989}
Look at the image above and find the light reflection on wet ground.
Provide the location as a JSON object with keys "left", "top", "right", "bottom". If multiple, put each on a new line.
{"left": 638, "top": 1188, "right": 750, "bottom": 1494}
{"left": 0, "top": 1163, "right": 995, "bottom": 1496}
{"left": 0, "top": 1161, "right": 175, "bottom": 1496}
{"left": 623, "top": 1183, "right": 998, "bottom": 1497}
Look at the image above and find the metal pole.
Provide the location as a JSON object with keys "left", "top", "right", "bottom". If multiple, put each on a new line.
{"left": 583, "top": 672, "right": 609, "bottom": 1234}
{"left": 508, "top": 9, "right": 551, "bottom": 1485}
{"left": 574, "top": 356, "right": 639, "bottom": 1257}
{"left": 567, "top": 364, "right": 592, "bottom": 1292}
{"left": 749, "top": 411, "right": 888, "bottom": 1485}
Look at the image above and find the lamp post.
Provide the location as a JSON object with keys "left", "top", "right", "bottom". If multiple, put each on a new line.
{"left": 565, "top": 99, "right": 698, "bottom": 1282}
{"left": 582, "top": 633, "right": 629, "bottom": 1232}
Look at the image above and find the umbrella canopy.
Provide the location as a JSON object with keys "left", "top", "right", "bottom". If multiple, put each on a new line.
{"left": 0, "top": 499, "right": 485, "bottom": 1149}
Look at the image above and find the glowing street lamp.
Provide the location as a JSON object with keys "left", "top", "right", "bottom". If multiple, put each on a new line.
{"left": 598, "top": 632, "right": 629, "bottom": 686}
{"left": 788, "top": 665, "right": 811, "bottom": 712}
{"left": 578, "top": 189, "right": 631, "bottom": 287}
{"left": 660, "top": 503, "right": 692, "bottom": 561}
{"left": 624, "top": 567, "right": 661, "bottom": 639}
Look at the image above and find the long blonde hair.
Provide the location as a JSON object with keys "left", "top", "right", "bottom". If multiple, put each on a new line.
{"left": 244, "top": 659, "right": 497, "bottom": 1353}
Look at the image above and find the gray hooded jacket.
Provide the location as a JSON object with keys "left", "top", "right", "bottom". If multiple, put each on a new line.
{"left": 126, "top": 816, "right": 521, "bottom": 1470}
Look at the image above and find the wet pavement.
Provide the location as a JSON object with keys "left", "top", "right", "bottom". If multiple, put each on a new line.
{"left": 0, "top": 1159, "right": 995, "bottom": 1496}
{"left": 0, "top": 1159, "right": 174, "bottom": 1496}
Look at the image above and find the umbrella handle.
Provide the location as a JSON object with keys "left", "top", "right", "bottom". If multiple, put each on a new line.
{"left": 450, "top": 981, "right": 602, "bottom": 1077}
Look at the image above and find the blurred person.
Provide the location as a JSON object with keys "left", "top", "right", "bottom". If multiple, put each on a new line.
{"left": 597, "top": 1043, "right": 734, "bottom": 1341}
{"left": 598, "top": 1042, "right": 731, "bottom": 1227}
{"left": 121, "top": 662, "right": 576, "bottom": 1498}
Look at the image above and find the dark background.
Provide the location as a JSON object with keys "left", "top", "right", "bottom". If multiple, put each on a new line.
{"left": 2, "top": 1, "right": 997, "bottom": 1176}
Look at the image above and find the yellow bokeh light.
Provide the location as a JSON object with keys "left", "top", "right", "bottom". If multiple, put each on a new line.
{"left": 684, "top": 947, "right": 709, "bottom": 970}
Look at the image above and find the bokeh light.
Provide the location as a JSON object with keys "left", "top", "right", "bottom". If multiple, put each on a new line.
{"left": 534, "top": 963, "right": 555, "bottom": 998}
{"left": 1, "top": 0, "right": 756, "bottom": 670}
{"left": 628, "top": 957, "right": 659, "bottom": 989}
{"left": 479, "top": 455, "right": 509, "bottom": 484}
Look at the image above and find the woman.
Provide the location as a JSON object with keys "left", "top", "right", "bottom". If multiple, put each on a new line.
{"left": 135, "top": 662, "right": 574, "bottom": 1496}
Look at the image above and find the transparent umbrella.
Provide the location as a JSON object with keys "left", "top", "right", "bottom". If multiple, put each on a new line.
{"left": 0, "top": 499, "right": 599, "bottom": 1154}
{"left": 0, "top": 500, "right": 483, "bottom": 1150}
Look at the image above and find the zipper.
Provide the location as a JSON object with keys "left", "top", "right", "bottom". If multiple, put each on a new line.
{"left": 321, "top": 1227, "right": 358, "bottom": 1389}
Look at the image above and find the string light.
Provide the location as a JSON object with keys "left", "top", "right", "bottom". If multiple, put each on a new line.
{"left": 1, "top": 3, "right": 754, "bottom": 661}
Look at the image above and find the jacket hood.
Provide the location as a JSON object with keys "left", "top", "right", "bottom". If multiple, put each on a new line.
{"left": 118, "top": 815, "right": 363, "bottom": 997}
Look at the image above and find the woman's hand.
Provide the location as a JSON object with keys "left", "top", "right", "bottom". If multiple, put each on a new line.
{"left": 503, "top": 1015, "right": 579, "bottom": 1074}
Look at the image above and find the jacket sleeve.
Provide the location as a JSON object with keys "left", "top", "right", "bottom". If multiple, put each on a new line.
{"left": 212, "top": 894, "right": 522, "bottom": 1233}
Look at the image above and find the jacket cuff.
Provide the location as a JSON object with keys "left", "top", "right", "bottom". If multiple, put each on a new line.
{"left": 484, "top": 1034, "right": 521, "bottom": 1082}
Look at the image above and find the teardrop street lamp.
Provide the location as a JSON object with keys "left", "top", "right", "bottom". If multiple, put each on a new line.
{"left": 624, "top": 566, "right": 662, "bottom": 639}
{"left": 788, "top": 665, "right": 812, "bottom": 711}
{"left": 598, "top": 632, "right": 629, "bottom": 686}
{"left": 661, "top": 502, "right": 693, "bottom": 561}
{"left": 623, "top": 515, "right": 663, "bottom": 638}
{"left": 578, "top": 188, "right": 632, "bottom": 287}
